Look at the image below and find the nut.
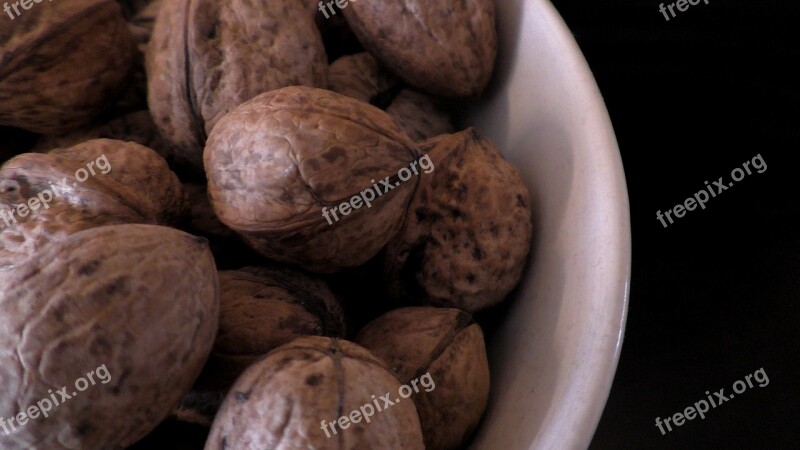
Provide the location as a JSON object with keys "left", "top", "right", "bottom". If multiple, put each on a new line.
{"left": 386, "top": 89, "right": 454, "bottom": 142}
{"left": 356, "top": 307, "right": 490, "bottom": 450}
{"left": 328, "top": 52, "right": 400, "bottom": 104}
{"left": 329, "top": 52, "right": 454, "bottom": 141}
{"left": 0, "top": 223, "right": 219, "bottom": 449}
{"left": 205, "top": 336, "right": 424, "bottom": 450}
{"left": 0, "top": 0, "right": 136, "bottom": 134}
{"left": 343, "top": 0, "right": 497, "bottom": 97}
{"left": 198, "top": 265, "right": 346, "bottom": 390}
{"left": 176, "top": 266, "right": 346, "bottom": 425}
{"left": 204, "top": 86, "right": 419, "bottom": 272}
{"left": 146, "top": 0, "right": 328, "bottom": 167}
{"left": 0, "top": 139, "right": 187, "bottom": 268}
{"left": 384, "top": 129, "right": 532, "bottom": 312}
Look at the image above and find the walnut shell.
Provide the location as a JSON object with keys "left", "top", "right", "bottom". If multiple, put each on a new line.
{"left": 177, "top": 266, "right": 346, "bottom": 425}
{"left": 205, "top": 336, "right": 424, "bottom": 450}
{"left": 146, "top": 0, "right": 328, "bottom": 167}
{"left": 0, "top": 224, "right": 219, "bottom": 449}
{"left": 386, "top": 89, "right": 455, "bottom": 142}
{"left": 0, "top": 139, "right": 187, "bottom": 268}
{"left": 198, "top": 266, "right": 346, "bottom": 390}
{"left": 329, "top": 53, "right": 454, "bottom": 141}
{"left": 343, "top": 0, "right": 497, "bottom": 97}
{"left": 356, "top": 307, "right": 489, "bottom": 450}
{"left": 328, "top": 52, "right": 400, "bottom": 105}
{"left": 204, "top": 86, "right": 419, "bottom": 273}
{"left": 0, "top": 0, "right": 136, "bottom": 134}
{"left": 384, "top": 129, "right": 532, "bottom": 312}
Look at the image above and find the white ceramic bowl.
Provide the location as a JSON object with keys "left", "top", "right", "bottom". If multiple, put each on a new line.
{"left": 461, "top": 1, "right": 631, "bottom": 448}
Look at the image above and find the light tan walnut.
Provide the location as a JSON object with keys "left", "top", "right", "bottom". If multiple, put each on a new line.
{"left": 204, "top": 86, "right": 419, "bottom": 273}
{"left": 0, "top": 139, "right": 187, "bottom": 268}
{"left": 205, "top": 336, "right": 424, "bottom": 450}
{"left": 0, "top": 224, "right": 219, "bottom": 449}
{"left": 146, "top": 0, "right": 328, "bottom": 167}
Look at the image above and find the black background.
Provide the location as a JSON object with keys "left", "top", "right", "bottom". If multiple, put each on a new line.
{"left": 546, "top": 0, "right": 800, "bottom": 448}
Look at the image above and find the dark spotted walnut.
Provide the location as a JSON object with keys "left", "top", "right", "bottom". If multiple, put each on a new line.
{"left": 206, "top": 336, "right": 424, "bottom": 450}
{"left": 0, "top": 224, "right": 219, "bottom": 449}
{"left": 0, "top": 0, "right": 136, "bottom": 134}
{"left": 176, "top": 266, "right": 346, "bottom": 425}
{"left": 328, "top": 53, "right": 454, "bottom": 141}
{"left": 0, "top": 139, "right": 187, "bottom": 268}
{"left": 343, "top": 0, "right": 497, "bottom": 97}
{"left": 384, "top": 129, "right": 532, "bottom": 312}
{"left": 146, "top": 0, "right": 328, "bottom": 167}
{"left": 356, "top": 307, "right": 490, "bottom": 450}
{"left": 204, "top": 86, "right": 419, "bottom": 273}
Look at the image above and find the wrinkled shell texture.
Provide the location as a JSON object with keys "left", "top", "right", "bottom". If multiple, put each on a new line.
{"left": 205, "top": 86, "right": 419, "bottom": 272}
{"left": 0, "top": 139, "right": 187, "bottom": 268}
{"left": 0, "top": 224, "right": 219, "bottom": 449}
{"left": 344, "top": 0, "right": 497, "bottom": 97}
{"left": 384, "top": 129, "right": 533, "bottom": 312}
{"left": 328, "top": 53, "right": 454, "bottom": 141}
{"left": 206, "top": 336, "right": 424, "bottom": 450}
{"left": 0, "top": 0, "right": 135, "bottom": 134}
{"left": 147, "top": 0, "right": 328, "bottom": 166}
{"left": 356, "top": 307, "right": 490, "bottom": 450}
{"left": 199, "top": 265, "right": 345, "bottom": 390}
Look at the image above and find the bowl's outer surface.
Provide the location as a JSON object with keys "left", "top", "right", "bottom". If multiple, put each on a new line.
{"left": 462, "top": 1, "right": 631, "bottom": 449}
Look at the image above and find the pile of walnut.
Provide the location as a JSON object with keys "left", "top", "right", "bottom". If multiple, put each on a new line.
{"left": 0, "top": 0, "right": 532, "bottom": 448}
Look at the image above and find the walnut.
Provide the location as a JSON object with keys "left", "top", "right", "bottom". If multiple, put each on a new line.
{"left": 205, "top": 336, "right": 424, "bottom": 450}
{"left": 343, "top": 0, "right": 497, "bottom": 97}
{"left": 0, "top": 0, "right": 136, "bottom": 134}
{"left": 146, "top": 0, "right": 328, "bottom": 167}
{"left": 177, "top": 265, "right": 347, "bottom": 425}
{"left": 0, "top": 139, "right": 187, "bottom": 268}
{"left": 0, "top": 223, "right": 219, "bottom": 449}
{"left": 329, "top": 53, "right": 454, "bottom": 141}
{"left": 204, "top": 86, "right": 419, "bottom": 273}
{"left": 356, "top": 307, "right": 490, "bottom": 450}
{"left": 386, "top": 89, "right": 455, "bottom": 142}
{"left": 384, "top": 129, "right": 533, "bottom": 312}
